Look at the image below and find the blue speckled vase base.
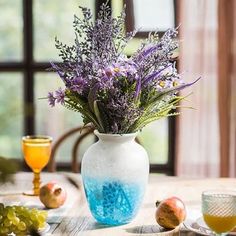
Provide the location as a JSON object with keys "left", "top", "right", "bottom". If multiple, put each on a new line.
{"left": 83, "top": 177, "right": 144, "bottom": 225}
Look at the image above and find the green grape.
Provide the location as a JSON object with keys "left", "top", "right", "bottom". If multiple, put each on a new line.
{"left": 2, "top": 205, "right": 44, "bottom": 233}
{"left": 0, "top": 204, "right": 48, "bottom": 234}
{"left": 30, "top": 212, "right": 37, "bottom": 221}
{"left": 38, "top": 214, "right": 46, "bottom": 223}
{"left": 38, "top": 213, "right": 47, "bottom": 229}
{"left": 7, "top": 208, "right": 16, "bottom": 220}
{"left": 32, "top": 220, "right": 39, "bottom": 229}
{"left": 41, "top": 210, "right": 48, "bottom": 217}
{"left": 0, "top": 224, "right": 4, "bottom": 234}
{"left": 39, "top": 222, "right": 45, "bottom": 229}
{"left": 31, "top": 208, "right": 38, "bottom": 216}
{"left": 18, "top": 221, "right": 27, "bottom": 231}
{"left": 0, "top": 227, "right": 9, "bottom": 234}
{"left": 24, "top": 218, "right": 33, "bottom": 228}
{"left": 16, "top": 206, "right": 25, "bottom": 214}
{"left": 11, "top": 225, "right": 17, "bottom": 231}
{"left": 12, "top": 216, "right": 20, "bottom": 225}
{"left": 4, "top": 218, "right": 12, "bottom": 227}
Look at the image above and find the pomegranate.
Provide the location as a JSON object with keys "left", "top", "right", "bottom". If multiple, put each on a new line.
{"left": 39, "top": 181, "right": 67, "bottom": 209}
{"left": 155, "top": 196, "right": 186, "bottom": 229}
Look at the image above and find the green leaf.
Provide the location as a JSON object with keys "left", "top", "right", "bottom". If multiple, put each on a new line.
{"left": 96, "top": 102, "right": 110, "bottom": 132}
{"left": 88, "top": 84, "right": 99, "bottom": 112}
{"left": 93, "top": 101, "right": 105, "bottom": 132}
{"left": 64, "top": 100, "right": 102, "bottom": 130}
{"left": 128, "top": 94, "right": 190, "bottom": 132}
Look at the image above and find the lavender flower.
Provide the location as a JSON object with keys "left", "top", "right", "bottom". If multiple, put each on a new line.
{"left": 70, "top": 76, "right": 88, "bottom": 95}
{"left": 48, "top": 92, "right": 56, "bottom": 107}
{"left": 55, "top": 88, "right": 65, "bottom": 105}
{"left": 143, "top": 64, "right": 172, "bottom": 85}
{"left": 48, "top": 3, "right": 199, "bottom": 133}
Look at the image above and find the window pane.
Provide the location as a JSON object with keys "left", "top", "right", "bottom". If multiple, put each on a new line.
{"left": 0, "top": 73, "right": 23, "bottom": 158}
{"left": 138, "top": 119, "right": 168, "bottom": 164}
{"left": 0, "top": 0, "right": 23, "bottom": 61}
{"left": 35, "top": 73, "right": 94, "bottom": 163}
{"left": 134, "top": 0, "right": 174, "bottom": 31}
{"left": 33, "top": 0, "right": 95, "bottom": 62}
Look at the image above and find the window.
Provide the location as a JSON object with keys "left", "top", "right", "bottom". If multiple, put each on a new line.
{"left": 0, "top": 0, "right": 176, "bottom": 175}
{"left": 133, "top": 0, "right": 174, "bottom": 31}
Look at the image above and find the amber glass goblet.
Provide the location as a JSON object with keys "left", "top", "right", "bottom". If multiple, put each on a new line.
{"left": 22, "top": 135, "right": 52, "bottom": 196}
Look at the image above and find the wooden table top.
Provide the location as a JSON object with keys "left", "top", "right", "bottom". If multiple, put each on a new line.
{"left": 0, "top": 172, "right": 236, "bottom": 235}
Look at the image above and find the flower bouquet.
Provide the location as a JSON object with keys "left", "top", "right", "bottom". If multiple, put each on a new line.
{"left": 48, "top": 4, "right": 199, "bottom": 134}
{"left": 47, "top": 3, "right": 199, "bottom": 226}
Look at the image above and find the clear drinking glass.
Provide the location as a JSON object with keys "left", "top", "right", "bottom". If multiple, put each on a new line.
{"left": 202, "top": 190, "right": 236, "bottom": 235}
{"left": 22, "top": 135, "right": 52, "bottom": 196}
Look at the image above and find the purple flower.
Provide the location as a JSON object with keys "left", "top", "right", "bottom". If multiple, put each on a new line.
{"left": 99, "top": 60, "right": 138, "bottom": 81}
{"left": 51, "top": 62, "right": 67, "bottom": 82}
{"left": 104, "top": 66, "right": 115, "bottom": 78}
{"left": 156, "top": 80, "right": 171, "bottom": 91}
{"left": 170, "top": 77, "right": 184, "bottom": 87}
{"left": 70, "top": 76, "right": 88, "bottom": 94}
{"left": 97, "top": 66, "right": 116, "bottom": 80}
{"left": 135, "top": 44, "right": 161, "bottom": 62}
{"left": 143, "top": 64, "right": 172, "bottom": 85}
{"left": 172, "top": 77, "right": 201, "bottom": 93}
{"left": 55, "top": 88, "right": 65, "bottom": 105}
{"left": 47, "top": 92, "right": 56, "bottom": 107}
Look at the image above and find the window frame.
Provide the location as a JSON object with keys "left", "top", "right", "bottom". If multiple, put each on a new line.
{"left": 0, "top": 0, "right": 178, "bottom": 175}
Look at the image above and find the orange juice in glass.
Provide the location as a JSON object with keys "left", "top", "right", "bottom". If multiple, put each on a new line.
{"left": 203, "top": 214, "right": 236, "bottom": 234}
{"left": 22, "top": 135, "right": 52, "bottom": 196}
{"left": 202, "top": 190, "right": 236, "bottom": 235}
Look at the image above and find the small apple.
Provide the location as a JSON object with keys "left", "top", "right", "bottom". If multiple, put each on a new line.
{"left": 155, "top": 196, "right": 186, "bottom": 229}
{"left": 39, "top": 181, "right": 67, "bottom": 209}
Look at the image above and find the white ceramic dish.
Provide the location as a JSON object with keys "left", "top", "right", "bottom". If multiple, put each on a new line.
{"left": 184, "top": 217, "right": 236, "bottom": 236}
{"left": 9, "top": 223, "right": 50, "bottom": 236}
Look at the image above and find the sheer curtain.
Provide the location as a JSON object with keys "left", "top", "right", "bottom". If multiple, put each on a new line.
{"left": 176, "top": 0, "right": 220, "bottom": 177}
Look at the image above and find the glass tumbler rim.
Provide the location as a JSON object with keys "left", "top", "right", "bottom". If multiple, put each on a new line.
{"left": 22, "top": 135, "right": 53, "bottom": 143}
{"left": 202, "top": 189, "right": 236, "bottom": 198}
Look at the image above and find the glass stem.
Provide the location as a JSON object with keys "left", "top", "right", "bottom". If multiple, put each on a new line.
{"left": 33, "top": 171, "right": 41, "bottom": 196}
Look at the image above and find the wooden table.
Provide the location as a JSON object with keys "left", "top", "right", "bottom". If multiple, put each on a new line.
{"left": 0, "top": 172, "right": 235, "bottom": 235}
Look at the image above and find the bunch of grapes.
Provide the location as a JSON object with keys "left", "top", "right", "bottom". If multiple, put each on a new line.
{"left": 0, "top": 203, "right": 47, "bottom": 235}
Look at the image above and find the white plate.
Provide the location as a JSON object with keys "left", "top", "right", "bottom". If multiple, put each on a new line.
{"left": 9, "top": 223, "right": 50, "bottom": 236}
{"left": 184, "top": 217, "right": 236, "bottom": 236}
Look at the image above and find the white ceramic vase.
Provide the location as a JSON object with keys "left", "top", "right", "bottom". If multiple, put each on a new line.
{"left": 81, "top": 130, "right": 149, "bottom": 225}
